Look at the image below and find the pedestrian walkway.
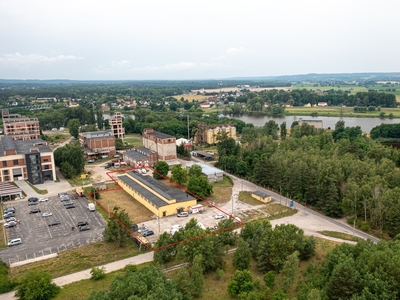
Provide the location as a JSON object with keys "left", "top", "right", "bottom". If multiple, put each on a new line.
{"left": 1, "top": 251, "right": 154, "bottom": 300}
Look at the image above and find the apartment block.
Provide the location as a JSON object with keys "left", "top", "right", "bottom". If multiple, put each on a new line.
{"left": 0, "top": 136, "right": 56, "bottom": 184}
{"left": 1, "top": 110, "right": 41, "bottom": 140}
{"left": 79, "top": 130, "right": 116, "bottom": 159}
{"left": 194, "top": 123, "right": 236, "bottom": 145}
{"left": 142, "top": 128, "right": 176, "bottom": 161}
{"left": 109, "top": 112, "right": 125, "bottom": 139}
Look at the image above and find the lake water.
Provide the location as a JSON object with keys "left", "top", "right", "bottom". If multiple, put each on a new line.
{"left": 229, "top": 115, "right": 400, "bottom": 132}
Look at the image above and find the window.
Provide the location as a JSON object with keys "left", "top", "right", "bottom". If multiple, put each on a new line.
{"left": 5, "top": 176, "right": 9, "bottom": 181}
{"left": 13, "top": 159, "right": 18, "bottom": 165}
{"left": 2, "top": 161, "right": 6, "bottom": 167}
{"left": 44, "top": 165, "right": 49, "bottom": 170}
{"left": 4, "top": 170, "right": 9, "bottom": 175}
{"left": 44, "top": 158, "right": 49, "bottom": 162}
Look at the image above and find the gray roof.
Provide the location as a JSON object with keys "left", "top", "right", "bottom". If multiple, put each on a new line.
{"left": 118, "top": 171, "right": 195, "bottom": 208}
{"left": 0, "top": 136, "right": 52, "bottom": 157}
{"left": 147, "top": 130, "right": 175, "bottom": 140}
{"left": 186, "top": 162, "right": 223, "bottom": 176}
{"left": 137, "top": 147, "right": 156, "bottom": 156}
{"left": 0, "top": 182, "right": 22, "bottom": 197}
{"left": 80, "top": 130, "right": 114, "bottom": 139}
{"left": 252, "top": 190, "right": 271, "bottom": 199}
{"left": 124, "top": 150, "right": 148, "bottom": 160}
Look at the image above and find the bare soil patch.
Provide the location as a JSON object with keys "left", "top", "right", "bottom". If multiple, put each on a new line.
{"left": 98, "top": 189, "right": 155, "bottom": 224}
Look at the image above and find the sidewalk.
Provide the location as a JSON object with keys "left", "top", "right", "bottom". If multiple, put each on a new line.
{"left": 1, "top": 251, "right": 154, "bottom": 300}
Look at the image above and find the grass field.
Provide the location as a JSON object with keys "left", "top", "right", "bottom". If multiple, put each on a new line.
{"left": 124, "top": 134, "right": 143, "bottom": 147}
{"left": 285, "top": 106, "right": 400, "bottom": 118}
{"left": 291, "top": 83, "right": 400, "bottom": 99}
{"left": 8, "top": 240, "right": 141, "bottom": 280}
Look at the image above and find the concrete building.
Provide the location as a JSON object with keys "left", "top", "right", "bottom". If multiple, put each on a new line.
{"left": 118, "top": 171, "right": 197, "bottom": 218}
{"left": 186, "top": 162, "right": 224, "bottom": 183}
{"left": 1, "top": 110, "right": 41, "bottom": 140}
{"left": 0, "top": 136, "right": 56, "bottom": 184}
{"left": 109, "top": 112, "right": 125, "bottom": 139}
{"left": 142, "top": 128, "right": 176, "bottom": 161}
{"left": 251, "top": 191, "right": 272, "bottom": 203}
{"left": 123, "top": 147, "right": 157, "bottom": 168}
{"left": 194, "top": 123, "right": 236, "bottom": 145}
{"left": 79, "top": 130, "right": 116, "bottom": 159}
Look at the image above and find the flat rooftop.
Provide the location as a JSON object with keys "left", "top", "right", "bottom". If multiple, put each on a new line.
{"left": 0, "top": 136, "right": 52, "bottom": 157}
{"left": 80, "top": 130, "right": 114, "bottom": 139}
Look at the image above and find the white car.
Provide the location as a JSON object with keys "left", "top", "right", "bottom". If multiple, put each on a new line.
{"left": 214, "top": 213, "right": 225, "bottom": 220}
{"left": 138, "top": 226, "right": 149, "bottom": 233}
{"left": 4, "top": 221, "right": 17, "bottom": 228}
{"left": 5, "top": 217, "right": 17, "bottom": 223}
{"left": 39, "top": 198, "right": 48, "bottom": 202}
{"left": 42, "top": 212, "right": 53, "bottom": 217}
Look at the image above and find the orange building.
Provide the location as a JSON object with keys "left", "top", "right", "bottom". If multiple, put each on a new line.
{"left": 1, "top": 110, "right": 41, "bottom": 140}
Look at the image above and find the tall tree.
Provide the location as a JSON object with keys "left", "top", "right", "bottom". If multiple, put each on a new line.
{"left": 281, "top": 251, "right": 299, "bottom": 292}
{"left": 232, "top": 239, "right": 252, "bottom": 271}
{"left": 280, "top": 121, "right": 287, "bottom": 140}
{"left": 171, "top": 164, "right": 188, "bottom": 187}
{"left": 15, "top": 270, "right": 60, "bottom": 300}
{"left": 153, "top": 161, "right": 169, "bottom": 179}
{"left": 68, "top": 118, "right": 81, "bottom": 138}
{"left": 103, "top": 206, "right": 132, "bottom": 247}
{"left": 187, "top": 175, "right": 213, "bottom": 199}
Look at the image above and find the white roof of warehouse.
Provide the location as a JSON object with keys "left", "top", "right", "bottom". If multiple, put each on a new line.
{"left": 186, "top": 162, "right": 223, "bottom": 176}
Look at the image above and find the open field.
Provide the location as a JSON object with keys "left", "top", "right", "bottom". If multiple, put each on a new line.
{"left": 285, "top": 106, "right": 400, "bottom": 118}
{"left": 205, "top": 176, "right": 233, "bottom": 204}
{"left": 291, "top": 83, "right": 400, "bottom": 99}
{"left": 124, "top": 134, "right": 143, "bottom": 147}
{"left": 8, "top": 240, "right": 141, "bottom": 280}
{"left": 97, "top": 189, "right": 155, "bottom": 224}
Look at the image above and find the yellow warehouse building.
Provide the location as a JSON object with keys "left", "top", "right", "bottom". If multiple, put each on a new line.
{"left": 118, "top": 171, "right": 197, "bottom": 218}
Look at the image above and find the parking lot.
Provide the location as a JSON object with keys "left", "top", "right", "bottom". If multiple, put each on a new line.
{"left": 0, "top": 192, "right": 106, "bottom": 264}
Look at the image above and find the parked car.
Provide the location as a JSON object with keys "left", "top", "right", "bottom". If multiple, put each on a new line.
{"left": 143, "top": 230, "right": 154, "bottom": 237}
{"left": 7, "top": 238, "right": 22, "bottom": 246}
{"left": 42, "top": 212, "right": 53, "bottom": 217}
{"left": 177, "top": 212, "right": 189, "bottom": 217}
{"left": 214, "top": 213, "right": 225, "bottom": 220}
{"left": 30, "top": 208, "right": 41, "bottom": 214}
{"left": 39, "top": 198, "right": 48, "bottom": 202}
{"left": 79, "top": 225, "right": 91, "bottom": 231}
{"left": 87, "top": 159, "right": 95, "bottom": 163}
{"left": 4, "top": 221, "right": 17, "bottom": 228}
{"left": 4, "top": 207, "right": 15, "bottom": 213}
{"left": 5, "top": 217, "right": 17, "bottom": 223}
{"left": 63, "top": 201, "right": 74, "bottom": 206}
{"left": 138, "top": 226, "right": 149, "bottom": 233}
{"left": 60, "top": 195, "right": 70, "bottom": 201}
{"left": 28, "top": 197, "right": 38, "bottom": 203}
{"left": 77, "top": 221, "right": 89, "bottom": 227}
{"left": 65, "top": 204, "right": 75, "bottom": 209}
{"left": 48, "top": 221, "right": 61, "bottom": 226}
{"left": 3, "top": 212, "right": 15, "bottom": 219}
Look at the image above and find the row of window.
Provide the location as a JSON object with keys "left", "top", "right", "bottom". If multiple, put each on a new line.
{"left": 1, "top": 158, "right": 49, "bottom": 167}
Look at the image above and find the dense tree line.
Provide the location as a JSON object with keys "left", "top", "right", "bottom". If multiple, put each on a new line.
{"left": 53, "top": 142, "right": 86, "bottom": 179}
{"left": 217, "top": 121, "right": 400, "bottom": 236}
{"left": 370, "top": 123, "right": 400, "bottom": 140}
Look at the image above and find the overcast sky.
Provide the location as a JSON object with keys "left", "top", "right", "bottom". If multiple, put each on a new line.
{"left": 0, "top": 0, "right": 399, "bottom": 80}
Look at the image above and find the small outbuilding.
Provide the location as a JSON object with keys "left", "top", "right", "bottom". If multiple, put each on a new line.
{"left": 251, "top": 191, "right": 272, "bottom": 203}
{"left": 92, "top": 182, "right": 106, "bottom": 191}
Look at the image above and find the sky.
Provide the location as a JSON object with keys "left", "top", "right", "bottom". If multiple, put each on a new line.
{"left": 0, "top": 0, "right": 399, "bottom": 80}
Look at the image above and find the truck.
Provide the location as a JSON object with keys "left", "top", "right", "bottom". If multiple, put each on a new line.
{"left": 88, "top": 203, "right": 95, "bottom": 211}
{"left": 76, "top": 187, "right": 84, "bottom": 197}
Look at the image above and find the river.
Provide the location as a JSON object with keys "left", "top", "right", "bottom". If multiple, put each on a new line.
{"left": 229, "top": 115, "right": 400, "bottom": 132}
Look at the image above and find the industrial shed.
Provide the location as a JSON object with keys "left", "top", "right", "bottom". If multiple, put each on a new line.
{"left": 251, "top": 191, "right": 272, "bottom": 203}
{"left": 186, "top": 162, "right": 224, "bottom": 183}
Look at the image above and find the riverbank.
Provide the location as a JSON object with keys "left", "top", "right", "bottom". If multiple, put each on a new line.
{"left": 284, "top": 106, "right": 400, "bottom": 118}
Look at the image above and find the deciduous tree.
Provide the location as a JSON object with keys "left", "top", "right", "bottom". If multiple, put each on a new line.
{"left": 15, "top": 270, "right": 60, "bottom": 300}
{"left": 103, "top": 206, "right": 132, "bottom": 247}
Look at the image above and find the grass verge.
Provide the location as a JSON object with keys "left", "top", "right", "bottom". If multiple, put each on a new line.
{"left": 9, "top": 240, "right": 142, "bottom": 280}
{"left": 0, "top": 226, "right": 6, "bottom": 248}
{"left": 318, "top": 230, "right": 365, "bottom": 242}
{"left": 26, "top": 181, "right": 48, "bottom": 195}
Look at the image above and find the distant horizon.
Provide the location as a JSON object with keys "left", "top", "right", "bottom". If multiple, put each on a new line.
{"left": 1, "top": 71, "right": 400, "bottom": 82}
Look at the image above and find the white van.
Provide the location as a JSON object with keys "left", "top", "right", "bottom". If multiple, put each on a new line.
{"left": 8, "top": 238, "right": 22, "bottom": 246}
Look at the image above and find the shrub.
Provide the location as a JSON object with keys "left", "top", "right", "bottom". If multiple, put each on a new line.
{"left": 216, "top": 269, "right": 224, "bottom": 280}
{"left": 90, "top": 266, "right": 106, "bottom": 281}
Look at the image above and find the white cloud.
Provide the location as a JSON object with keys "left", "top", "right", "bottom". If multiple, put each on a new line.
{"left": 111, "top": 60, "right": 131, "bottom": 68}
{"left": 225, "top": 46, "right": 246, "bottom": 55}
{"left": 0, "top": 52, "right": 83, "bottom": 66}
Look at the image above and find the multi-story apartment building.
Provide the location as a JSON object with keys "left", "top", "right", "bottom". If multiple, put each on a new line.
{"left": 109, "top": 112, "right": 125, "bottom": 139}
{"left": 194, "top": 123, "right": 236, "bottom": 145}
{"left": 0, "top": 136, "right": 56, "bottom": 184}
{"left": 142, "top": 128, "right": 176, "bottom": 161}
{"left": 1, "top": 110, "right": 41, "bottom": 140}
{"left": 79, "top": 130, "right": 116, "bottom": 159}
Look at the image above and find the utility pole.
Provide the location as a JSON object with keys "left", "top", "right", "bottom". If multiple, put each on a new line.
{"left": 279, "top": 186, "right": 282, "bottom": 204}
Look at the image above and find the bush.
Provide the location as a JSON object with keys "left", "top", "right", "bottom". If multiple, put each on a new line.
{"left": 90, "top": 266, "right": 106, "bottom": 281}
{"left": 216, "top": 269, "right": 224, "bottom": 280}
